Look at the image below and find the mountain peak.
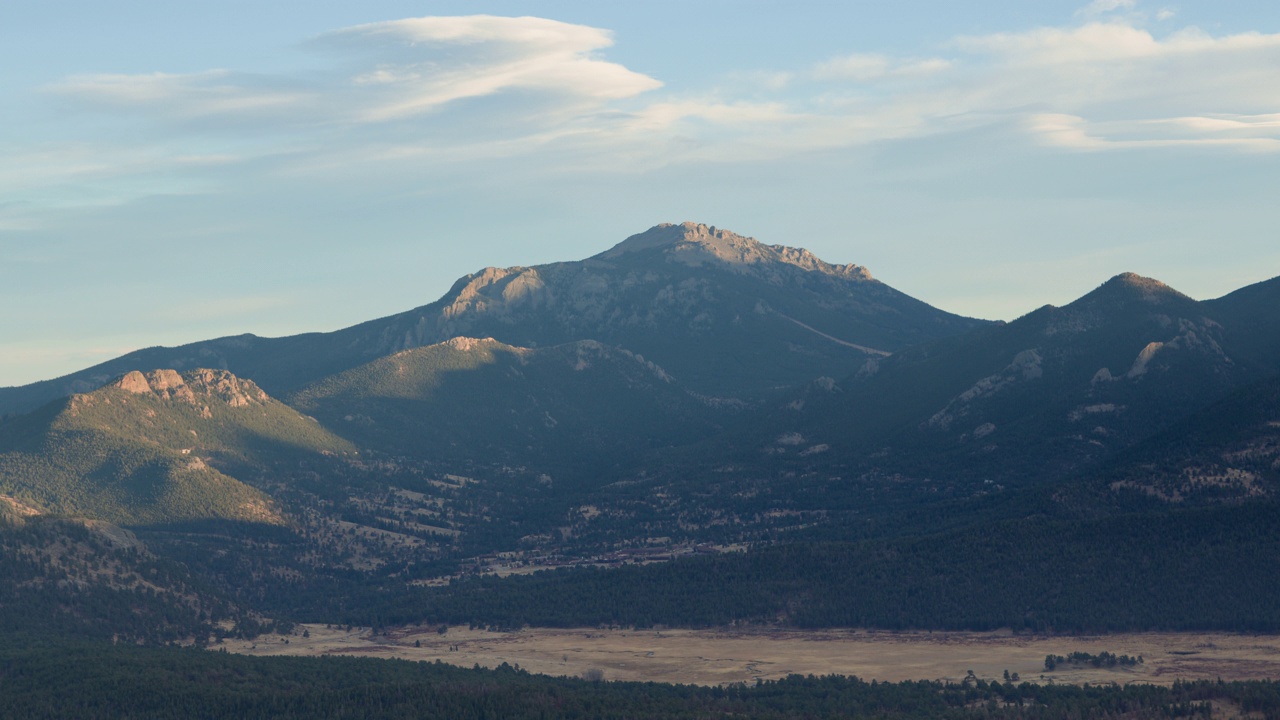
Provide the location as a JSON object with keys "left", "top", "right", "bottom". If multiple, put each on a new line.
{"left": 1107, "top": 271, "right": 1171, "bottom": 292}
{"left": 1041, "top": 271, "right": 1198, "bottom": 335}
{"left": 1089, "top": 272, "right": 1190, "bottom": 305}
{"left": 595, "top": 222, "right": 706, "bottom": 256}
{"left": 596, "top": 222, "right": 873, "bottom": 280}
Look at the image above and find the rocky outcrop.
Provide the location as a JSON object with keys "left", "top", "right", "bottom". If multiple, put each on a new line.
{"left": 598, "top": 222, "right": 873, "bottom": 280}
{"left": 111, "top": 369, "right": 269, "bottom": 408}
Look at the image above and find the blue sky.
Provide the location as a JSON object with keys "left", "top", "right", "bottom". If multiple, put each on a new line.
{"left": 3, "top": 1, "right": 1279, "bottom": 386}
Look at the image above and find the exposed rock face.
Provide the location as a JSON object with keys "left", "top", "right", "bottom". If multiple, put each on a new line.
{"left": 927, "top": 349, "right": 1043, "bottom": 430}
{"left": 598, "top": 222, "right": 873, "bottom": 280}
{"left": 115, "top": 371, "right": 153, "bottom": 395}
{"left": 441, "top": 336, "right": 505, "bottom": 353}
{"left": 111, "top": 369, "right": 268, "bottom": 408}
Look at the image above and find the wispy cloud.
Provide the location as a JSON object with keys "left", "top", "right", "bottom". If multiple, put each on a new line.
{"left": 54, "top": 70, "right": 311, "bottom": 120}
{"left": 53, "top": 15, "right": 660, "bottom": 128}
{"left": 948, "top": 22, "right": 1280, "bottom": 151}
{"left": 955, "top": 21, "right": 1280, "bottom": 63}
{"left": 1030, "top": 112, "right": 1280, "bottom": 151}
{"left": 19, "top": 10, "right": 1280, "bottom": 214}
{"left": 1079, "top": 0, "right": 1138, "bottom": 18}
{"left": 812, "top": 53, "right": 951, "bottom": 82}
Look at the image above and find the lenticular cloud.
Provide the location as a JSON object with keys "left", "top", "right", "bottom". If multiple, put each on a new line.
{"left": 55, "top": 15, "right": 662, "bottom": 127}
{"left": 315, "top": 15, "right": 663, "bottom": 120}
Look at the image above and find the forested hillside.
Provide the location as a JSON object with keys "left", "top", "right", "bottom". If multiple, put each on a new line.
{"left": 354, "top": 502, "right": 1280, "bottom": 632}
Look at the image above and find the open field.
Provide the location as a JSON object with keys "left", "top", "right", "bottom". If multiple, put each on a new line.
{"left": 227, "top": 625, "right": 1280, "bottom": 687}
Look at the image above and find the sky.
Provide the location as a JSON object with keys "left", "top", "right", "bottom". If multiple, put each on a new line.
{"left": 2, "top": 0, "right": 1279, "bottom": 386}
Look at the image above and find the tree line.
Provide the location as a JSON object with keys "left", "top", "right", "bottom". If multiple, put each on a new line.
{"left": 4, "top": 640, "right": 1280, "bottom": 719}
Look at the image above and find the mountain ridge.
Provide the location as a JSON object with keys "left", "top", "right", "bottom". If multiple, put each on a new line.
{"left": 288, "top": 335, "right": 726, "bottom": 480}
{"left": 595, "top": 222, "right": 874, "bottom": 280}
{"left": 0, "top": 222, "right": 985, "bottom": 415}
{"left": 760, "top": 270, "right": 1276, "bottom": 492}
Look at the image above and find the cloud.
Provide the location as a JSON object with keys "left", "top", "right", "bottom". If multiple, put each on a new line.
{"left": 813, "top": 53, "right": 951, "bottom": 82}
{"left": 54, "top": 70, "right": 311, "bottom": 120}
{"left": 21, "top": 10, "right": 1280, "bottom": 216}
{"left": 1079, "top": 0, "right": 1137, "bottom": 17}
{"left": 54, "top": 15, "right": 660, "bottom": 128}
{"left": 26, "top": 15, "right": 669, "bottom": 206}
{"left": 946, "top": 23, "right": 1280, "bottom": 151}
{"left": 793, "top": 18, "right": 1280, "bottom": 156}
{"left": 955, "top": 21, "right": 1280, "bottom": 64}
{"left": 320, "top": 15, "right": 661, "bottom": 121}
{"left": 319, "top": 14, "right": 616, "bottom": 54}
{"left": 1030, "top": 112, "right": 1280, "bottom": 151}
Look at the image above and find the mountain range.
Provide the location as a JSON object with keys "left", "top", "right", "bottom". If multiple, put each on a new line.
{"left": 1, "top": 221, "right": 1276, "bottom": 640}
{"left": 0, "top": 222, "right": 983, "bottom": 418}
{"left": 773, "top": 271, "right": 1280, "bottom": 486}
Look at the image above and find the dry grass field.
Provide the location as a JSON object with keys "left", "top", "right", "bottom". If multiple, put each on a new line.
{"left": 228, "top": 625, "right": 1280, "bottom": 687}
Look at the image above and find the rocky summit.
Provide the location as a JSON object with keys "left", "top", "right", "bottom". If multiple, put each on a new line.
{"left": 596, "top": 222, "right": 874, "bottom": 280}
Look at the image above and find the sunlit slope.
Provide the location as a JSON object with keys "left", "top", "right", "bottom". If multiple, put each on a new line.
{"left": 0, "top": 369, "right": 353, "bottom": 525}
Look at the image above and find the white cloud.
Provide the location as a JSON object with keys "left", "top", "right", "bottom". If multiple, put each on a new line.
{"left": 319, "top": 14, "right": 616, "bottom": 54}
{"left": 21, "top": 11, "right": 1280, "bottom": 215}
{"left": 794, "top": 19, "right": 1280, "bottom": 155}
{"left": 947, "top": 23, "right": 1280, "bottom": 151}
{"left": 52, "top": 71, "right": 314, "bottom": 125}
{"left": 53, "top": 15, "right": 660, "bottom": 127}
{"left": 813, "top": 53, "right": 951, "bottom": 81}
{"left": 956, "top": 22, "right": 1280, "bottom": 64}
{"left": 814, "top": 53, "right": 891, "bottom": 81}
{"left": 1080, "top": 0, "right": 1137, "bottom": 17}
{"left": 322, "top": 16, "right": 661, "bottom": 121}
{"left": 1031, "top": 112, "right": 1280, "bottom": 151}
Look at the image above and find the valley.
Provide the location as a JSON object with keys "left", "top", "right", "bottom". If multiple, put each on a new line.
{"left": 231, "top": 625, "right": 1280, "bottom": 688}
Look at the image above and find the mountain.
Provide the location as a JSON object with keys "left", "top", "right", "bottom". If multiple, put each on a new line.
{"left": 289, "top": 336, "right": 727, "bottom": 481}
{"left": 395, "top": 223, "right": 984, "bottom": 397}
{"left": 0, "top": 222, "right": 986, "bottom": 417}
{"left": 1, "top": 219, "right": 1278, "bottom": 646}
{"left": 1078, "top": 372, "right": 1280, "bottom": 507}
{"left": 777, "top": 272, "right": 1277, "bottom": 485}
{"left": 565, "top": 272, "right": 1280, "bottom": 546}
{"left": 1200, "top": 274, "right": 1280, "bottom": 371}
{"left": 0, "top": 511, "right": 254, "bottom": 643}
{"left": 0, "top": 368, "right": 352, "bottom": 525}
